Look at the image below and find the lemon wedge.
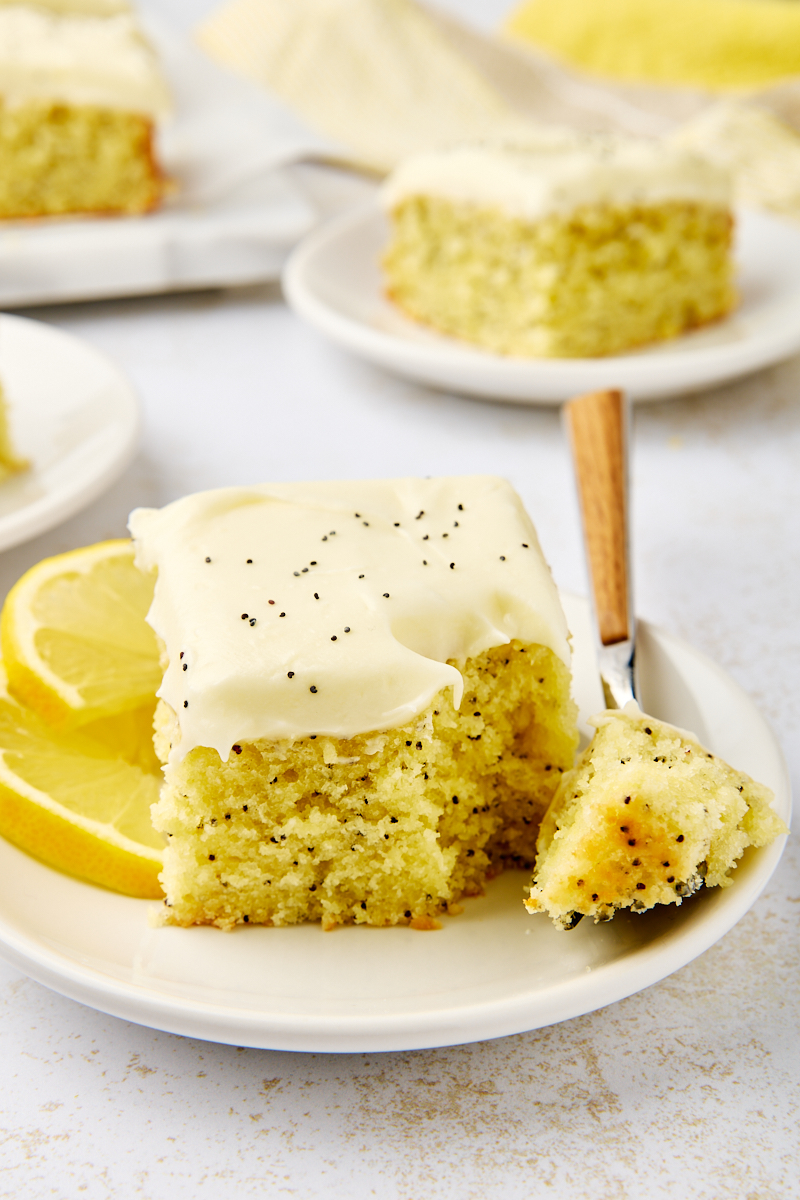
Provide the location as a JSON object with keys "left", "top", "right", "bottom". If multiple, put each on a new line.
{"left": 81, "top": 702, "right": 162, "bottom": 774}
{"left": 1, "top": 539, "right": 162, "bottom": 730}
{"left": 0, "top": 672, "right": 163, "bottom": 897}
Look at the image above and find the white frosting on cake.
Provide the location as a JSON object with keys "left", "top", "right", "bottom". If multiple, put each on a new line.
{"left": 0, "top": 5, "right": 170, "bottom": 115}
{"left": 129, "top": 476, "right": 571, "bottom": 763}
{"left": 380, "top": 136, "right": 732, "bottom": 220}
{"left": 0, "top": 1, "right": 131, "bottom": 13}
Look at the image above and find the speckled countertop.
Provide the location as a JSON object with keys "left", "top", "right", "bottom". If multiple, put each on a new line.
{"left": 0, "top": 2, "right": 798, "bottom": 1197}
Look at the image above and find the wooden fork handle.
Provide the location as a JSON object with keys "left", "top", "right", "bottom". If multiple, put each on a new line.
{"left": 564, "top": 389, "right": 631, "bottom": 646}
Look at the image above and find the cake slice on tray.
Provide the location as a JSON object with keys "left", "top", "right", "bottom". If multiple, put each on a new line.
{"left": 0, "top": 0, "right": 171, "bottom": 219}
{"left": 130, "top": 476, "right": 579, "bottom": 930}
{"left": 381, "top": 135, "right": 735, "bottom": 358}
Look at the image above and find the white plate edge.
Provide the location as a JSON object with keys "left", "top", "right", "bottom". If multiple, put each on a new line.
{"left": 0, "top": 314, "right": 141, "bottom": 551}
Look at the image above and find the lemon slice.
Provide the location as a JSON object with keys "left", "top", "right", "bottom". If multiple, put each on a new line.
{"left": 81, "top": 701, "right": 162, "bottom": 774}
{"left": 1, "top": 539, "right": 162, "bottom": 730}
{"left": 0, "top": 675, "right": 163, "bottom": 898}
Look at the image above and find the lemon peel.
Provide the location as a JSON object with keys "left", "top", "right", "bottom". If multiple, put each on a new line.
{"left": 0, "top": 673, "right": 163, "bottom": 897}
{"left": 1, "top": 539, "right": 162, "bottom": 730}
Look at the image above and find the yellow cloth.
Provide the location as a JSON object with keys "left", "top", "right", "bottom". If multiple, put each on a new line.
{"left": 505, "top": 0, "right": 800, "bottom": 92}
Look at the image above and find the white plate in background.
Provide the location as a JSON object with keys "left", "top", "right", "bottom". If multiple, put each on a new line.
{"left": 0, "top": 314, "right": 140, "bottom": 550}
{"left": 0, "top": 594, "right": 789, "bottom": 1052}
{"left": 283, "top": 205, "right": 800, "bottom": 404}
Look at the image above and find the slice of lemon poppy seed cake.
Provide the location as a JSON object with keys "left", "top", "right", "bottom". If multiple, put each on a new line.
{"left": 130, "top": 476, "right": 578, "bottom": 930}
{"left": 381, "top": 135, "right": 735, "bottom": 358}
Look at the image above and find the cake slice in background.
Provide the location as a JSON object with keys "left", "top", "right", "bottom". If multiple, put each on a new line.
{"left": 380, "top": 135, "right": 735, "bottom": 358}
{"left": 130, "top": 476, "right": 578, "bottom": 930}
{"left": 0, "top": 0, "right": 171, "bottom": 219}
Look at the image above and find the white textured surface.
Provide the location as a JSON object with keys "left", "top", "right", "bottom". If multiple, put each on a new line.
{"left": 0, "top": 2, "right": 797, "bottom": 1197}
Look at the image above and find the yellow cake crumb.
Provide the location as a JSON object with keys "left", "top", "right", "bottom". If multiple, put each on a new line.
{"left": 0, "top": 101, "right": 166, "bottom": 219}
{"left": 152, "top": 640, "right": 578, "bottom": 930}
{"left": 526, "top": 709, "right": 787, "bottom": 929}
{"left": 383, "top": 196, "right": 735, "bottom": 358}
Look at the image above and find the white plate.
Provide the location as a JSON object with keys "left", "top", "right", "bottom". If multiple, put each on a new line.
{"left": 0, "top": 314, "right": 140, "bottom": 550}
{"left": 283, "top": 205, "right": 800, "bottom": 404}
{"left": 0, "top": 595, "right": 789, "bottom": 1051}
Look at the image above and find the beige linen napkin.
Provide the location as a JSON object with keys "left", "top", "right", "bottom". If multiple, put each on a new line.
{"left": 197, "top": 0, "right": 800, "bottom": 220}
{"left": 197, "top": 0, "right": 534, "bottom": 173}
